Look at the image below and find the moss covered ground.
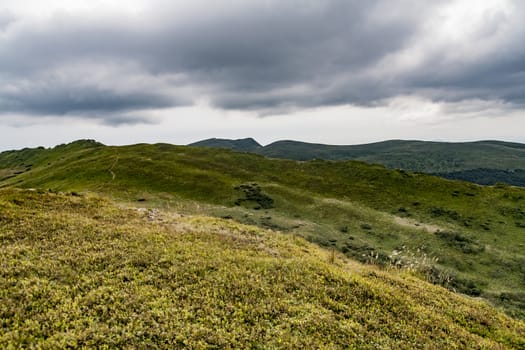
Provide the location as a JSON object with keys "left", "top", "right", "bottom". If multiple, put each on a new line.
{"left": 1, "top": 189, "right": 524, "bottom": 348}
{"left": 1, "top": 140, "right": 525, "bottom": 319}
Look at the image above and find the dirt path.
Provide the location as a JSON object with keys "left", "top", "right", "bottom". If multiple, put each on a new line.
{"left": 393, "top": 216, "right": 442, "bottom": 233}
{"left": 109, "top": 156, "right": 119, "bottom": 180}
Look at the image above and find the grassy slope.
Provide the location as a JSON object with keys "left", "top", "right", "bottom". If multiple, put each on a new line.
{"left": 259, "top": 140, "right": 525, "bottom": 173}
{"left": 1, "top": 141, "right": 525, "bottom": 318}
{"left": 437, "top": 169, "right": 525, "bottom": 187}
{"left": 1, "top": 189, "right": 524, "bottom": 348}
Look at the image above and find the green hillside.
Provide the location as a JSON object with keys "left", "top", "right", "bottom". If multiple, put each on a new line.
{"left": 1, "top": 140, "right": 525, "bottom": 320}
{"left": 191, "top": 138, "right": 525, "bottom": 185}
{"left": 1, "top": 188, "right": 524, "bottom": 348}
{"left": 259, "top": 140, "right": 525, "bottom": 173}
{"left": 437, "top": 169, "right": 525, "bottom": 187}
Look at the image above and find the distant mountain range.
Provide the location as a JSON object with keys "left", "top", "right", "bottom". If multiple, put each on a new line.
{"left": 189, "top": 138, "right": 525, "bottom": 186}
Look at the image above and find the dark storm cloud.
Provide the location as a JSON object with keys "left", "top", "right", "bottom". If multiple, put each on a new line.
{"left": 0, "top": 0, "right": 524, "bottom": 122}
{"left": 1, "top": 82, "right": 174, "bottom": 120}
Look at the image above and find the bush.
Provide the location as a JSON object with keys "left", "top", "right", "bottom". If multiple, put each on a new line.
{"left": 434, "top": 231, "right": 485, "bottom": 254}
{"left": 234, "top": 183, "right": 274, "bottom": 209}
{"left": 430, "top": 207, "right": 460, "bottom": 221}
{"left": 451, "top": 277, "right": 482, "bottom": 296}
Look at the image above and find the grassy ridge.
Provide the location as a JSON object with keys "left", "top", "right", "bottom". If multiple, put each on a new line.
{"left": 191, "top": 138, "right": 525, "bottom": 185}
{"left": 1, "top": 141, "right": 525, "bottom": 318}
{"left": 1, "top": 189, "right": 524, "bottom": 348}
{"left": 258, "top": 140, "right": 525, "bottom": 172}
{"left": 190, "top": 138, "right": 525, "bottom": 172}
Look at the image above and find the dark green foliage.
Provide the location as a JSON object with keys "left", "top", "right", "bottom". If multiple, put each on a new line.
{"left": 435, "top": 230, "right": 472, "bottom": 243}
{"left": 435, "top": 231, "right": 485, "bottom": 254}
{"left": 190, "top": 137, "right": 262, "bottom": 152}
{"left": 54, "top": 139, "right": 104, "bottom": 149}
{"left": 422, "top": 266, "right": 482, "bottom": 296}
{"left": 397, "top": 207, "right": 411, "bottom": 217}
{"left": 360, "top": 223, "right": 372, "bottom": 230}
{"left": 499, "top": 206, "right": 525, "bottom": 219}
{"left": 438, "top": 169, "right": 525, "bottom": 187}
{"left": 430, "top": 207, "right": 461, "bottom": 221}
{"left": 451, "top": 277, "right": 483, "bottom": 296}
{"left": 498, "top": 293, "right": 525, "bottom": 319}
{"left": 339, "top": 241, "right": 390, "bottom": 266}
{"left": 422, "top": 266, "right": 453, "bottom": 289}
{"left": 234, "top": 183, "right": 274, "bottom": 209}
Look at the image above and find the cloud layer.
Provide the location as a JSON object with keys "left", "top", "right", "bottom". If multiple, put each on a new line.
{"left": 1, "top": 0, "right": 524, "bottom": 124}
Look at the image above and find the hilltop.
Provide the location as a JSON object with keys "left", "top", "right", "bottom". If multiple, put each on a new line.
{"left": 190, "top": 137, "right": 263, "bottom": 153}
{"left": 2, "top": 140, "right": 525, "bottom": 321}
{"left": 1, "top": 188, "right": 524, "bottom": 348}
{"left": 190, "top": 138, "right": 525, "bottom": 186}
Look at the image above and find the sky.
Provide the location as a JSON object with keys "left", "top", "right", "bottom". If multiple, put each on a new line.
{"left": 1, "top": 0, "right": 524, "bottom": 151}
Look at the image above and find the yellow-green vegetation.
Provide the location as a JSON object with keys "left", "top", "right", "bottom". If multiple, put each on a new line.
{"left": 2, "top": 140, "right": 525, "bottom": 319}
{"left": 1, "top": 189, "right": 525, "bottom": 348}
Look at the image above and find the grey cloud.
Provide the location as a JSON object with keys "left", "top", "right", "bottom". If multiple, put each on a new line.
{"left": 0, "top": 61, "right": 188, "bottom": 124}
{"left": 0, "top": 83, "right": 173, "bottom": 116}
{"left": 0, "top": 0, "right": 524, "bottom": 121}
{"left": 395, "top": 2, "right": 525, "bottom": 107}
{"left": 0, "top": 10, "right": 16, "bottom": 31}
{"left": 151, "top": 1, "right": 421, "bottom": 85}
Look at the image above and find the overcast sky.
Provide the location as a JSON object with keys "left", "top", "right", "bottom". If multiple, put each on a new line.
{"left": 1, "top": 0, "right": 524, "bottom": 151}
